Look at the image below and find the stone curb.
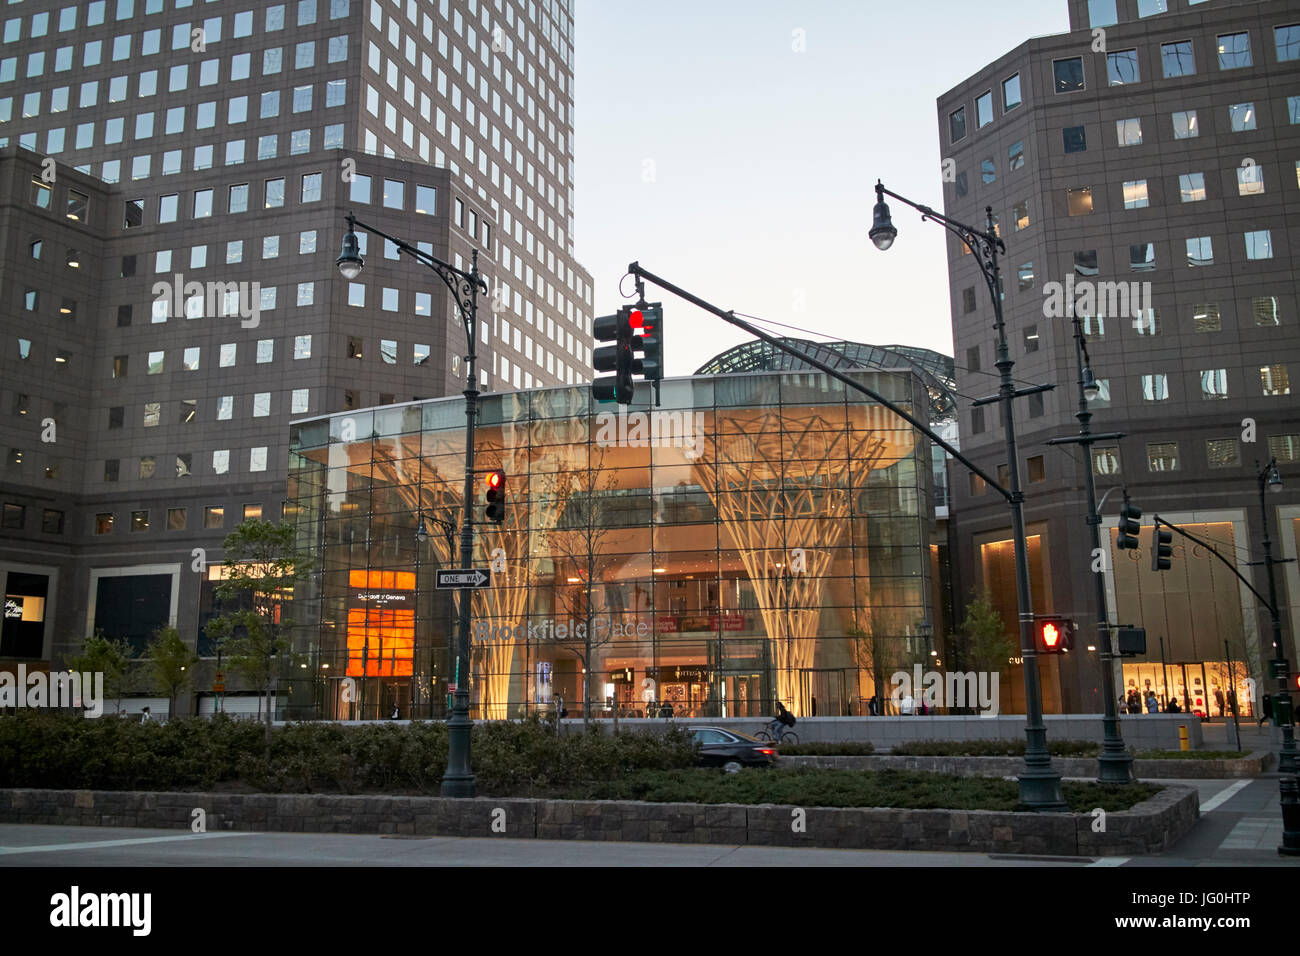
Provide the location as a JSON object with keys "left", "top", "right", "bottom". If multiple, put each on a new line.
{"left": 780, "top": 751, "right": 1271, "bottom": 779}
{"left": 0, "top": 785, "right": 1198, "bottom": 856}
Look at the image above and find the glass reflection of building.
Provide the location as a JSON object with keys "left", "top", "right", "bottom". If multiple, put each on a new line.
{"left": 283, "top": 369, "right": 939, "bottom": 721}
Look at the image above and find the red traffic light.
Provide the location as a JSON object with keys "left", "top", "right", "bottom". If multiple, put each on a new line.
{"left": 484, "top": 471, "right": 502, "bottom": 490}
{"left": 1036, "top": 618, "right": 1073, "bottom": 654}
{"left": 628, "top": 309, "right": 644, "bottom": 329}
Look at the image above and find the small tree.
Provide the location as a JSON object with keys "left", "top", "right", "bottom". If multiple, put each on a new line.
{"left": 65, "top": 630, "right": 133, "bottom": 714}
{"left": 146, "top": 625, "right": 198, "bottom": 718}
{"left": 203, "top": 519, "right": 312, "bottom": 757}
{"left": 956, "top": 589, "right": 1018, "bottom": 678}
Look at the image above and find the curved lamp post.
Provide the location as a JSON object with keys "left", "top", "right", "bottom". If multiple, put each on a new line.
{"left": 1256, "top": 457, "right": 1297, "bottom": 774}
{"left": 871, "top": 181, "right": 1066, "bottom": 810}
{"left": 339, "top": 213, "right": 486, "bottom": 797}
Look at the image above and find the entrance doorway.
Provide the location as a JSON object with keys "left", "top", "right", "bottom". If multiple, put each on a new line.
{"left": 798, "top": 668, "right": 851, "bottom": 717}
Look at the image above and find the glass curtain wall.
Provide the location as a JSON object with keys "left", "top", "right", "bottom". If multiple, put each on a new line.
{"left": 284, "top": 370, "right": 933, "bottom": 720}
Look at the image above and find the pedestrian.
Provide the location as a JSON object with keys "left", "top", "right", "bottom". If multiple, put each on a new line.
{"left": 1146, "top": 691, "right": 1159, "bottom": 714}
{"left": 900, "top": 692, "right": 915, "bottom": 716}
{"left": 1118, "top": 696, "right": 1129, "bottom": 714}
{"left": 391, "top": 702, "right": 399, "bottom": 719}
{"left": 1166, "top": 696, "right": 1181, "bottom": 714}
{"left": 658, "top": 700, "right": 674, "bottom": 718}
{"left": 1214, "top": 687, "right": 1226, "bottom": 718}
{"left": 1259, "top": 693, "right": 1272, "bottom": 726}
{"left": 868, "top": 695, "right": 880, "bottom": 716}
{"left": 140, "top": 706, "right": 151, "bottom": 722}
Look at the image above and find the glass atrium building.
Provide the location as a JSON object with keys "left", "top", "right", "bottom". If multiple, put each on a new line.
{"left": 283, "top": 370, "right": 939, "bottom": 721}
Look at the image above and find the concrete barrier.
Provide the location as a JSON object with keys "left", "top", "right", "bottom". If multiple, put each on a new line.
{"left": 0, "top": 784, "right": 1199, "bottom": 856}
{"left": 782, "top": 750, "right": 1271, "bottom": 779}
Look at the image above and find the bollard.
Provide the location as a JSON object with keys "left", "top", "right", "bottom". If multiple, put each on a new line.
{"left": 1278, "top": 775, "right": 1300, "bottom": 856}
{"left": 1179, "top": 724, "right": 1189, "bottom": 752}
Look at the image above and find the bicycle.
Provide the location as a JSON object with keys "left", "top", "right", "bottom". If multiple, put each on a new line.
{"left": 754, "top": 723, "right": 799, "bottom": 746}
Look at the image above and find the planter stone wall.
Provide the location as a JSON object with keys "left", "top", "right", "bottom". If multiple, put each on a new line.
{"left": 782, "top": 750, "right": 1271, "bottom": 779}
{"left": 0, "top": 785, "right": 1199, "bottom": 857}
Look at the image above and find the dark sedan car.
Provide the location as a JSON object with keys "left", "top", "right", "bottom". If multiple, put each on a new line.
{"left": 689, "top": 726, "right": 778, "bottom": 772}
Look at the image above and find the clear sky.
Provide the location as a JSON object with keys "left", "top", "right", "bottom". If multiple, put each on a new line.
{"left": 572, "top": 0, "right": 1070, "bottom": 376}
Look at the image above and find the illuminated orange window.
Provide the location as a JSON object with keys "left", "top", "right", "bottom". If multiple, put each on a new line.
{"left": 346, "top": 607, "right": 415, "bottom": 676}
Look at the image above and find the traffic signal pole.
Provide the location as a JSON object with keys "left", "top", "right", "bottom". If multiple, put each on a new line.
{"left": 1043, "top": 314, "right": 1132, "bottom": 784}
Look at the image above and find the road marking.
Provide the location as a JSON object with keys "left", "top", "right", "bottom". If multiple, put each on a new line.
{"left": 0, "top": 832, "right": 242, "bottom": 856}
{"left": 1088, "top": 857, "right": 1129, "bottom": 867}
{"left": 1200, "top": 779, "right": 1253, "bottom": 813}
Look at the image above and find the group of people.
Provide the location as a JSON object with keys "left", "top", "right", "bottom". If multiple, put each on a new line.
{"left": 1122, "top": 690, "right": 1182, "bottom": 714}
{"left": 864, "top": 695, "right": 931, "bottom": 716}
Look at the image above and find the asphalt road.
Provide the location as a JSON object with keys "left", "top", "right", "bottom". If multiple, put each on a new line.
{"left": 1, "top": 776, "right": 1296, "bottom": 867}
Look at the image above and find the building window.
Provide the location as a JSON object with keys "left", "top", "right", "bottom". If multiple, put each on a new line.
{"left": 1007, "top": 140, "right": 1024, "bottom": 172}
{"left": 1172, "top": 110, "right": 1198, "bottom": 139}
{"left": 1092, "top": 446, "right": 1121, "bottom": 476}
{"left": 1063, "top": 126, "right": 1086, "bottom": 153}
{"left": 1026, "top": 456, "right": 1045, "bottom": 483}
{"left": 95, "top": 513, "right": 114, "bottom": 534}
{"left": 1228, "top": 102, "right": 1256, "bottom": 132}
{"left": 1218, "top": 32, "right": 1252, "bottom": 70}
{"left": 961, "top": 288, "right": 977, "bottom": 314}
{"left": 1254, "top": 296, "right": 1281, "bottom": 327}
{"left": 1023, "top": 324, "right": 1039, "bottom": 353}
{"left": 1238, "top": 164, "right": 1265, "bottom": 196}
{"left": 1161, "top": 40, "right": 1195, "bottom": 77}
{"left": 1053, "top": 57, "right": 1084, "bottom": 93}
{"left": 1147, "top": 443, "right": 1179, "bottom": 472}
{"left": 948, "top": 106, "right": 966, "bottom": 144}
{"left": 1003, "top": 74, "right": 1021, "bottom": 112}
{"left": 1017, "top": 262, "right": 1034, "bottom": 291}
{"left": 167, "top": 508, "right": 186, "bottom": 530}
{"left": 1245, "top": 230, "right": 1273, "bottom": 260}
{"left": 1200, "top": 369, "right": 1229, "bottom": 400}
{"left": 204, "top": 505, "right": 224, "bottom": 529}
{"left": 1206, "top": 439, "right": 1240, "bottom": 469}
{"left": 1141, "top": 373, "right": 1169, "bottom": 401}
{"left": 1116, "top": 118, "right": 1142, "bottom": 147}
{"left": 1193, "top": 304, "right": 1221, "bottom": 333}
{"left": 1090, "top": 379, "right": 1110, "bottom": 408}
{"left": 1186, "top": 237, "right": 1213, "bottom": 267}
{"left": 347, "top": 336, "right": 363, "bottom": 359}
{"left": 103, "top": 460, "right": 119, "bottom": 482}
{"left": 971, "top": 407, "right": 984, "bottom": 435}
{"left": 1088, "top": 0, "right": 1117, "bottom": 28}
{"left": 212, "top": 450, "right": 230, "bottom": 475}
{"left": 1268, "top": 435, "right": 1300, "bottom": 463}
{"left": 975, "top": 90, "right": 993, "bottom": 128}
{"left": 1261, "top": 365, "right": 1291, "bottom": 396}
{"left": 1067, "top": 187, "right": 1093, "bottom": 216}
{"left": 1277, "top": 24, "right": 1300, "bottom": 62}
{"left": 966, "top": 345, "right": 980, "bottom": 373}
{"left": 1, "top": 502, "right": 23, "bottom": 529}
{"left": 1179, "top": 172, "right": 1206, "bottom": 202}
{"left": 1123, "top": 180, "right": 1149, "bottom": 209}
{"left": 130, "top": 510, "right": 149, "bottom": 532}
{"left": 1130, "top": 243, "right": 1155, "bottom": 272}
{"left": 1074, "top": 250, "right": 1098, "bottom": 276}
{"left": 1027, "top": 391, "right": 1044, "bottom": 418}
{"left": 1107, "top": 49, "right": 1139, "bottom": 86}
{"left": 980, "top": 159, "right": 996, "bottom": 185}
{"left": 42, "top": 509, "right": 64, "bottom": 534}
{"left": 1082, "top": 314, "right": 1105, "bottom": 340}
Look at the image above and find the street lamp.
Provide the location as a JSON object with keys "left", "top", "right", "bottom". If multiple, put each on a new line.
{"left": 1256, "top": 457, "right": 1297, "bottom": 773}
{"left": 1045, "top": 315, "right": 1132, "bottom": 783}
{"left": 872, "top": 181, "right": 1066, "bottom": 810}
{"left": 338, "top": 213, "right": 486, "bottom": 797}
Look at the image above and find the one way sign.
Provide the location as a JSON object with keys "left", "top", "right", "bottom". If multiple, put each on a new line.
{"left": 435, "top": 569, "right": 491, "bottom": 589}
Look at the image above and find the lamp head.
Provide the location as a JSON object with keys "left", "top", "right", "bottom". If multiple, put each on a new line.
{"left": 337, "top": 224, "right": 364, "bottom": 279}
{"left": 869, "top": 193, "right": 897, "bottom": 251}
{"left": 415, "top": 514, "right": 431, "bottom": 544}
{"left": 1267, "top": 463, "right": 1283, "bottom": 493}
{"left": 1082, "top": 366, "right": 1101, "bottom": 401}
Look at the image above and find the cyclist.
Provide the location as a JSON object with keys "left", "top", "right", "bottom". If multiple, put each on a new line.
{"left": 767, "top": 701, "right": 795, "bottom": 740}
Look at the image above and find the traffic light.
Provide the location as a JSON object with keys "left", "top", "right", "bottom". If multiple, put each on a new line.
{"left": 484, "top": 470, "right": 506, "bottom": 524}
{"left": 1117, "top": 497, "right": 1142, "bottom": 550}
{"left": 638, "top": 303, "right": 663, "bottom": 383}
{"left": 1036, "top": 617, "right": 1074, "bottom": 654}
{"left": 1150, "top": 524, "right": 1173, "bottom": 571}
{"left": 592, "top": 306, "right": 638, "bottom": 405}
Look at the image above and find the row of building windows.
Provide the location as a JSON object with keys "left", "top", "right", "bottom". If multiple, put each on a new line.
{"left": 88, "top": 502, "right": 263, "bottom": 535}
{"left": 951, "top": 20, "right": 1300, "bottom": 145}
{"left": 968, "top": 434, "right": 1300, "bottom": 495}
{"left": 0, "top": 0, "right": 347, "bottom": 42}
